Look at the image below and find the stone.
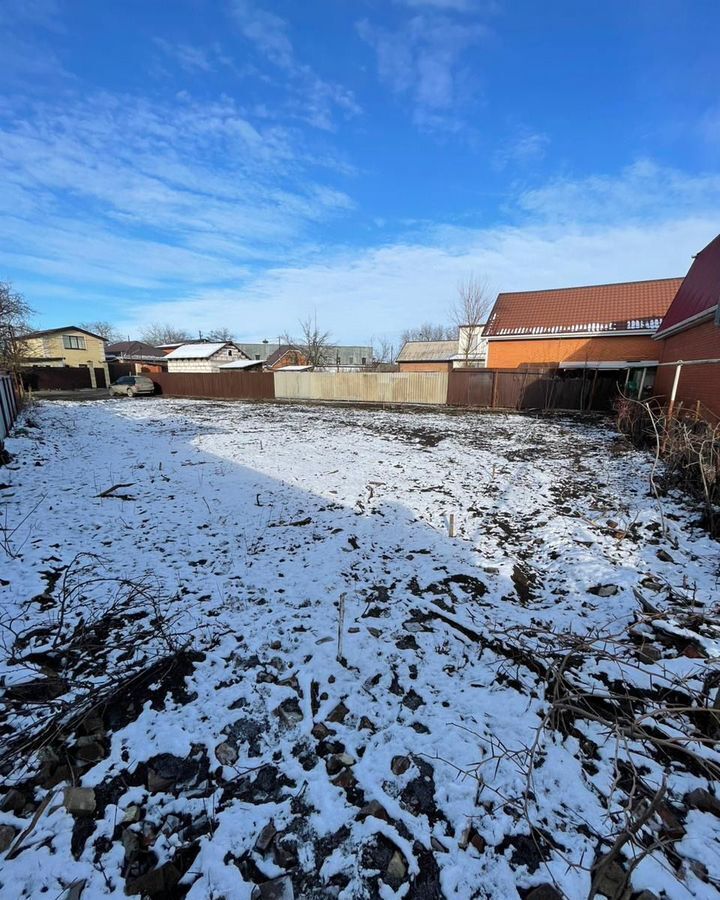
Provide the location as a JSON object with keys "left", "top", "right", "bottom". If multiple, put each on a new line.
{"left": 0, "top": 788, "right": 25, "bottom": 814}
{"left": 251, "top": 876, "right": 294, "bottom": 900}
{"left": 63, "top": 787, "right": 96, "bottom": 817}
{"left": 348, "top": 627, "right": 360, "bottom": 634}
{"left": 402, "top": 690, "right": 424, "bottom": 711}
{"left": 588, "top": 583, "right": 619, "bottom": 597}
{"left": 385, "top": 851, "right": 407, "bottom": 886}
{"left": 147, "top": 754, "right": 201, "bottom": 793}
{"left": 64, "top": 880, "right": 87, "bottom": 900}
{"left": 458, "top": 825, "right": 486, "bottom": 853}
{"left": 358, "top": 800, "right": 390, "bottom": 823}
{"left": 274, "top": 697, "right": 303, "bottom": 728}
{"left": 74, "top": 737, "right": 105, "bottom": 764}
{"left": 656, "top": 549, "right": 675, "bottom": 563}
{"left": 122, "top": 827, "right": 140, "bottom": 858}
{"left": 636, "top": 643, "right": 662, "bottom": 664}
{"left": 273, "top": 838, "right": 299, "bottom": 869}
{"left": 367, "top": 627, "right": 382, "bottom": 638}
{"left": 685, "top": 788, "right": 720, "bottom": 817}
{"left": 591, "top": 860, "right": 626, "bottom": 898}
{"left": 332, "top": 768, "right": 357, "bottom": 791}
{"left": 215, "top": 741, "right": 239, "bottom": 766}
{"left": 0, "top": 825, "right": 17, "bottom": 853}
{"left": 526, "top": 886, "right": 563, "bottom": 900}
{"left": 327, "top": 701, "right": 349, "bottom": 724}
{"left": 358, "top": 716, "right": 376, "bottom": 732}
{"left": 125, "top": 861, "right": 181, "bottom": 896}
{"left": 254, "top": 821, "right": 277, "bottom": 854}
{"left": 391, "top": 755, "right": 411, "bottom": 776}
{"left": 311, "top": 722, "right": 331, "bottom": 740}
{"left": 430, "top": 836, "right": 448, "bottom": 853}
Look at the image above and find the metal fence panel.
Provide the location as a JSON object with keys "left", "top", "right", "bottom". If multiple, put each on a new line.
{"left": 151, "top": 371, "right": 275, "bottom": 401}
{"left": 274, "top": 371, "right": 448, "bottom": 405}
{"left": 0, "top": 374, "right": 19, "bottom": 440}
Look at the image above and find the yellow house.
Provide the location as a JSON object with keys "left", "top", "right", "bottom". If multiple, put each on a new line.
{"left": 20, "top": 326, "right": 109, "bottom": 386}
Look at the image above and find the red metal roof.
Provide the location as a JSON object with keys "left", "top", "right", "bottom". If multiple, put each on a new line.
{"left": 484, "top": 278, "right": 682, "bottom": 338}
{"left": 655, "top": 234, "right": 720, "bottom": 337}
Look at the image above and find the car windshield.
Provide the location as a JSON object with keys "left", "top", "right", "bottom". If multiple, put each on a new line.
{"left": 115, "top": 377, "right": 131, "bottom": 384}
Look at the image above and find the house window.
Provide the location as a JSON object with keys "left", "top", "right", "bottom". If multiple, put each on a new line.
{"left": 348, "top": 356, "right": 354, "bottom": 364}
{"left": 255, "top": 354, "right": 260, "bottom": 360}
{"left": 62, "top": 335, "right": 86, "bottom": 350}
{"left": 228, "top": 349, "right": 233, "bottom": 356}
{"left": 361, "top": 357, "right": 367, "bottom": 365}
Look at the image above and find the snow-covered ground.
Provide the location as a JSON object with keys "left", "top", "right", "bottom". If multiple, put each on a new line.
{"left": 0, "top": 398, "right": 719, "bottom": 899}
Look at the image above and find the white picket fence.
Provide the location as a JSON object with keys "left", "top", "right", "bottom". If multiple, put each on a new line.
{"left": 0, "top": 373, "right": 19, "bottom": 440}
{"left": 274, "top": 371, "right": 449, "bottom": 405}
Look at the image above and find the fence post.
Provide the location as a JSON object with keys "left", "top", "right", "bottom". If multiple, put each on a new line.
{"left": 667, "top": 361, "right": 683, "bottom": 421}
{"left": 491, "top": 371, "right": 498, "bottom": 408}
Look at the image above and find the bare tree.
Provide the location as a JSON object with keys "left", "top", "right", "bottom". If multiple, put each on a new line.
{"left": 400, "top": 322, "right": 457, "bottom": 344}
{"left": 452, "top": 275, "right": 492, "bottom": 366}
{"left": 206, "top": 326, "right": 235, "bottom": 342}
{"left": 0, "top": 281, "right": 33, "bottom": 371}
{"left": 368, "top": 336, "right": 397, "bottom": 369}
{"left": 80, "top": 320, "right": 120, "bottom": 343}
{"left": 140, "top": 323, "right": 192, "bottom": 346}
{"left": 283, "top": 313, "right": 333, "bottom": 368}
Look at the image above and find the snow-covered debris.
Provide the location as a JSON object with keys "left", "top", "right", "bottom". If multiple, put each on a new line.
{"left": 0, "top": 398, "right": 718, "bottom": 899}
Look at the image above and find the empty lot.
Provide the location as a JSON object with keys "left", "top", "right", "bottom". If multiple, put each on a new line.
{"left": 1, "top": 399, "right": 718, "bottom": 899}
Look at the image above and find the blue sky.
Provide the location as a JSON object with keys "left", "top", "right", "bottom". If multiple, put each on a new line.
{"left": 1, "top": 0, "right": 719, "bottom": 344}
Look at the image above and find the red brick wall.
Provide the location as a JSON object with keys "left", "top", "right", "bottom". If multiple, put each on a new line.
{"left": 655, "top": 319, "right": 720, "bottom": 418}
{"left": 486, "top": 335, "right": 658, "bottom": 368}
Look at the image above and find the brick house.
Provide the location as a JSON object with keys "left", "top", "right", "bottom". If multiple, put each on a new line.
{"left": 396, "top": 341, "right": 458, "bottom": 372}
{"left": 653, "top": 234, "right": 720, "bottom": 419}
{"left": 165, "top": 342, "right": 248, "bottom": 373}
{"left": 484, "top": 279, "right": 682, "bottom": 386}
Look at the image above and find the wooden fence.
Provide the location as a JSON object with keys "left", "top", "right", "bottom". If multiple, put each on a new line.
{"left": 274, "top": 371, "right": 449, "bottom": 405}
{"left": 0, "top": 373, "right": 20, "bottom": 440}
{"left": 150, "top": 371, "right": 275, "bottom": 401}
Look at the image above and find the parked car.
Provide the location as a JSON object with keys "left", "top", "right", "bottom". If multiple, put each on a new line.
{"left": 109, "top": 375, "right": 156, "bottom": 397}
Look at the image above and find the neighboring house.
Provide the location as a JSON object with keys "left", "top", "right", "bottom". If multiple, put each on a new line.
{"left": 105, "top": 341, "right": 168, "bottom": 373}
{"left": 654, "top": 234, "right": 720, "bottom": 418}
{"left": 165, "top": 342, "right": 248, "bottom": 373}
{"left": 218, "top": 359, "right": 264, "bottom": 371}
{"left": 262, "top": 343, "right": 373, "bottom": 370}
{"left": 328, "top": 345, "right": 373, "bottom": 369}
{"left": 237, "top": 342, "right": 273, "bottom": 361}
{"left": 396, "top": 340, "right": 457, "bottom": 372}
{"left": 265, "top": 345, "right": 309, "bottom": 370}
{"left": 19, "top": 326, "right": 109, "bottom": 370}
{"left": 484, "top": 279, "right": 682, "bottom": 383}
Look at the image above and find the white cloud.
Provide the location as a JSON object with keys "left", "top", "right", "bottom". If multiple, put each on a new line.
{"left": 112, "top": 213, "right": 716, "bottom": 345}
{"left": 493, "top": 128, "right": 550, "bottom": 170}
{"left": 357, "top": 12, "right": 487, "bottom": 131}
{"left": 229, "top": 0, "right": 360, "bottom": 130}
{"left": 518, "top": 159, "right": 720, "bottom": 223}
{"left": 0, "top": 90, "right": 354, "bottom": 292}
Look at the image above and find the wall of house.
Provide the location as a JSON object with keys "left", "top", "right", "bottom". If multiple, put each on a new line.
{"left": 654, "top": 319, "right": 720, "bottom": 418}
{"left": 397, "top": 361, "right": 452, "bottom": 373}
{"left": 167, "top": 359, "right": 217, "bottom": 373}
{"left": 23, "top": 331, "right": 107, "bottom": 368}
{"left": 486, "top": 334, "right": 659, "bottom": 368}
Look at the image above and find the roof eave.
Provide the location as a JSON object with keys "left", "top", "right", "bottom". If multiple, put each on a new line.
{"left": 654, "top": 306, "right": 717, "bottom": 340}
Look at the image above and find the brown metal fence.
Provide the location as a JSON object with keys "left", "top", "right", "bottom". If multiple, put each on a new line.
{"left": 0, "top": 373, "right": 20, "bottom": 440}
{"left": 20, "top": 366, "right": 94, "bottom": 391}
{"left": 448, "top": 368, "right": 620, "bottom": 411}
{"left": 150, "top": 371, "right": 275, "bottom": 401}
